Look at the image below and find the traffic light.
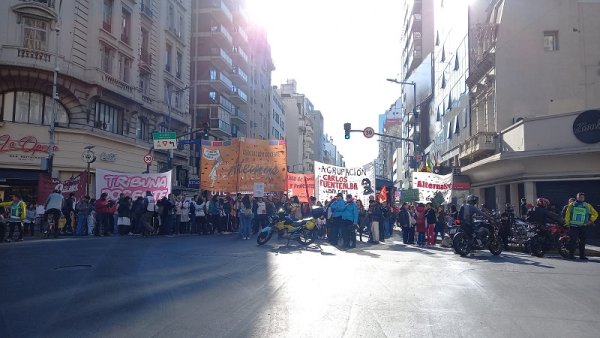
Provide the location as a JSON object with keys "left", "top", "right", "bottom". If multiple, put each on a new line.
{"left": 344, "top": 123, "right": 351, "bottom": 139}
{"left": 202, "top": 122, "right": 209, "bottom": 139}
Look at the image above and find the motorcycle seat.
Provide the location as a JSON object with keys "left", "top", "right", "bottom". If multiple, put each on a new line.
{"left": 293, "top": 219, "right": 308, "bottom": 227}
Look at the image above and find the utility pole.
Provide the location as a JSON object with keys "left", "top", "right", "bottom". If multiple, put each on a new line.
{"left": 47, "top": 2, "right": 62, "bottom": 175}
{"left": 167, "top": 85, "right": 190, "bottom": 171}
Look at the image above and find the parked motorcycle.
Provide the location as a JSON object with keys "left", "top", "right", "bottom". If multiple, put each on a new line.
{"left": 453, "top": 216, "right": 504, "bottom": 257}
{"left": 527, "top": 223, "right": 570, "bottom": 258}
{"left": 257, "top": 207, "right": 323, "bottom": 246}
{"left": 509, "top": 218, "right": 530, "bottom": 247}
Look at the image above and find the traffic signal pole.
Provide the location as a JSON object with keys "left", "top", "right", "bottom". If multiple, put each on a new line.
{"left": 346, "top": 129, "right": 416, "bottom": 143}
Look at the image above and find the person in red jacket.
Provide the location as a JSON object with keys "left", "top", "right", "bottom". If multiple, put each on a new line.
{"left": 95, "top": 193, "right": 116, "bottom": 236}
{"left": 415, "top": 203, "right": 427, "bottom": 247}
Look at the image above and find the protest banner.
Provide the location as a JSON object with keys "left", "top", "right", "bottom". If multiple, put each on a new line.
{"left": 287, "top": 173, "right": 315, "bottom": 203}
{"left": 37, "top": 172, "right": 88, "bottom": 205}
{"left": 200, "top": 138, "right": 287, "bottom": 193}
{"left": 95, "top": 169, "right": 172, "bottom": 200}
{"left": 411, "top": 172, "right": 456, "bottom": 204}
{"left": 314, "top": 161, "right": 376, "bottom": 206}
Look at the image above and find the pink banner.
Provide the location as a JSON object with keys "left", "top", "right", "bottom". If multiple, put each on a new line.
{"left": 95, "top": 169, "right": 172, "bottom": 201}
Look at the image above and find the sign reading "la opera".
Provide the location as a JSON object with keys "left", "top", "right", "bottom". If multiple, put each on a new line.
{"left": 573, "top": 109, "right": 600, "bottom": 144}
{"left": 0, "top": 133, "right": 58, "bottom": 163}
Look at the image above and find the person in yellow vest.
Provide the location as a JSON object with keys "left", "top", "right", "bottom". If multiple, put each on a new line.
{"left": 564, "top": 192, "right": 598, "bottom": 261}
{"left": 0, "top": 194, "right": 27, "bottom": 242}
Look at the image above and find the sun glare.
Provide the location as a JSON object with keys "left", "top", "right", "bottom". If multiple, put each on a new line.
{"left": 245, "top": 0, "right": 275, "bottom": 28}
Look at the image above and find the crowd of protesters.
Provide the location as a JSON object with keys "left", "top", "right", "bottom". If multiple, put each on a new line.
{"left": 0, "top": 189, "right": 597, "bottom": 259}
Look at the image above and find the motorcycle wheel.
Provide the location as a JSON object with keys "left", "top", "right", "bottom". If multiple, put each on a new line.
{"left": 529, "top": 236, "right": 545, "bottom": 257}
{"left": 256, "top": 231, "right": 273, "bottom": 246}
{"left": 488, "top": 237, "right": 503, "bottom": 256}
{"left": 558, "top": 238, "right": 570, "bottom": 259}
{"left": 453, "top": 233, "right": 470, "bottom": 257}
{"left": 297, "top": 229, "right": 315, "bottom": 246}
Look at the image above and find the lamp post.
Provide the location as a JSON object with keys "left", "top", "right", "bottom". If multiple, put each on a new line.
{"left": 166, "top": 85, "right": 190, "bottom": 171}
{"left": 81, "top": 145, "right": 96, "bottom": 196}
{"left": 47, "top": 0, "right": 63, "bottom": 175}
{"left": 386, "top": 78, "right": 419, "bottom": 150}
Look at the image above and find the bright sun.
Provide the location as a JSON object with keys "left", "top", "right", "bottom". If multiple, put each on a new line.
{"left": 245, "top": 0, "right": 275, "bottom": 28}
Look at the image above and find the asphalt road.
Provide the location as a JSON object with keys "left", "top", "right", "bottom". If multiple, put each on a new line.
{"left": 1, "top": 234, "right": 599, "bottom": 338}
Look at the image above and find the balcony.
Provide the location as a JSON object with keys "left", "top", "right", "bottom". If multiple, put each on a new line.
{"left": 209, "top": 118, "right": 232, "bottom": 138}
{"left": 208, "top": 71, "right": 233, "bottom": 93}
{"left": 459, "top": 132, "right": 497, "bottom": 160}
{"left": 208, "top": 24, "right": 233, "bottom": 48}
{"left": 139, "top": 50, "right": 152, "bottom": 72}
{"left": 99, "top": 70, "right": 135, "bottom": 95}
{"left": 210, "top": 47, "right": 233, "bottom": 70}
{"left": 201, "top": 0, "right": 233, "bottom": 23}
{"left": 231, "top": 108, "right": 248, "bottom": 125}
{"left": 232, "top": 46, "right": 249, "bottom": 64}
{"left": 16, "top": 47, "right": 52, "bottom": 62}
{"left": 19, "top": 0, "right": 55, "bottom": 8}
{"left": 230, "top": 86, "right": 248, "bottom": 105}
{"left": 231, "top": 65, "right": 248, "bottom": 85}
{"left": 235, "top": 5, "right": 249, "bottom": 24}
{"left": 233, "top": 26, "right": 249, "bottom": 45}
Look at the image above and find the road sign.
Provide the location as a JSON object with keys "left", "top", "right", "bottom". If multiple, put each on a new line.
{"left": 143, "top": 153, "right": 154, "bottom": 164}
{"left": 153, "top": 132, "right": 177, "bottom": 150}
{"left": 363, "top": 127, "right": 375, "bottom": 138}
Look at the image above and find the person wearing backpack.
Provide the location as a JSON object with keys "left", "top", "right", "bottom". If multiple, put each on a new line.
{"left": 564, "top": 192, "right": 598, "bottom": 261}
{"left": 0, "top": 194, "right": 27, "bottom": 242}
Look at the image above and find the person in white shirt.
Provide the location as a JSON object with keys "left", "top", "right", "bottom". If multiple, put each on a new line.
{"left": 195, "top": 196, "right": 207, "bottom": 235}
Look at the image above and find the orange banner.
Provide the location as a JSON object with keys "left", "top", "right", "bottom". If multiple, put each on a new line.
{"left": 287, "top": 173, "right": 315, "bottom": 203}
{"left": 200, "top": 138, "right": 287, "bottom": 193}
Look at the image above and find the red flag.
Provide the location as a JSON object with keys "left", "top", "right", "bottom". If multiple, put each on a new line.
{"left": 379, "top": 186, "right": 388, "bottom": 203}
{"left": 304, "top": 176, "right": 311, "bottom": 204}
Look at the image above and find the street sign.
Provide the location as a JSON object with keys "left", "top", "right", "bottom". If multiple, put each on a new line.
{"left": 81, "top": 150, "right": 96, "bottom": 163}
{"left": 143, "top": 153, "right": 154, "bottom": 164}
{"left": 363, "top": 127, "right": 375, "bottom": 138}
{"left": 152, "top": 132, "right": 177, "bottom": 150}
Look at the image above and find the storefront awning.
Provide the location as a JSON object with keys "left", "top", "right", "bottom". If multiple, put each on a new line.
{"left": 0, "top": 169, "right": 42, "bottom": 181}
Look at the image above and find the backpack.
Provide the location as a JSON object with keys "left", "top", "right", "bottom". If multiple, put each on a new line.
{"left": 189, "top": 201, "right": 196, "bottom": 216}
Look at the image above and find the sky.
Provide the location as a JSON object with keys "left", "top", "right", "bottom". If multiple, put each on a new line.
{"left": 246, "top": 0, "right": 405, "bottom": 168}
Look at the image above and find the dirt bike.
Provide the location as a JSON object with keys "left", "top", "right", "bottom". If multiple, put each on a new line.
{"left": 453, "top": 215, "right": 504, "bottom": 257}
{"left": 257, "top": 207, "right": 323, "bottom": 246}
{"left": 527, "top": 223, "right": 571, "bottom": 258}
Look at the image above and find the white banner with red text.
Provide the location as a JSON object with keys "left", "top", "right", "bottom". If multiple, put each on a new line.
{"left": 95, "top": 169, "right": 172, "bottom": 201}
{"left": 314, "top": 161, "right": 376, "bottom": 206}
{"left": 411, "top": 172, "right": 460, "bottom": 204}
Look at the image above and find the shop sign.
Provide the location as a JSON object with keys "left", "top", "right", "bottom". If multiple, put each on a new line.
{"left": 100, "top": 152, "right": 117, "bottom": 162}
{"left": 573, "top": 110, "right": 600, "bottom": 144}
{"left": 0, "top": 134, "right": 59, "bottom": 156}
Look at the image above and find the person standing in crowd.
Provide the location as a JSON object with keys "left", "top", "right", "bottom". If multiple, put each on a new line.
{"left": 340, "top": 194, "right": 359, "bottom": 249}
{"left": 434, "top": 205, "right": 446, "bottom": 245}
{"left": 0, "top": 194, "right": 27, "bottom": 242}
{"left": 88, "top": 198, "right": 96, "bottom": 236}
{"left": 45, "top": 189, "right": 64, "bottom": 238}
{"left": 500, "top": 203, "right": 515, "bottom": 249}
{"left": 95, "top": 193, "right": 113, "bottom": 236}
{"left": 415, "top": 203, "right": 427, "bottom": 247}
{"left": 254, "top": 197, "right": 268, "bottom": 233}
{"left": 174, "top": 194, "right": 183, "bottom": 235}
{"left": 562, "top": 198, "right": 576, "bottom": 218}
{"left": 75, "top": 196, "right": 90, "bottom": 236}
{"left": 117, "top": 196, "right": 132, "bottom": 235}
{"left": 290, "top": 196, "right": 302, "bottom": 221}
{"left": 143, "top": 191, "right": 156, "bottom": 235}
{"left": 61, "top": 193, "right": 75, "bottom": 234}
{"left": 381, "top": 201, "right": 390, "bottom": 239}
{"left": 130, "top": 196, "right": 145, "bottom": 235}
{"left": 356, "top": 199, "right": 367, "bottom": 241}
{"left": 564, "top": 192, "right": 598, "bottom": 261}
{"left": 188, "top": 195, "right": 197, "bottom": 234}
{"left": 195, "top": 196, "right": 207, "bottom": 235}
{"left": 239, "top": 195, "right": 253, "bottom": 240}
{"left": 329, "top": 193, "right": 345, "bottom": 245}
{"left": 207, "top": 195, "right": 219, "bottom": 234}
{"left": 0, "top": 204, "right": 6, "bottom": 242}
{"left": 181, "top": 195, "right": 191, "bottom": 234}
{"left": 368, "top": 198, "right": 383, "bottom": 244}
{"left": 166, "top": 194, "right": 177, "bottom": 236}
{"left": 398, "top": 202, "right": 411, "bottom": 244}
{"left": 233, "top": 193, "right": 243, "bottom": 232}
{"left": 424, "top": 203, "right": 437, "bottom": 246}
{"left": 222, "top": 197, "right": 232, "bottom": 233}
{"left": 520, "top": 198, "right": 529, "bottom": 219}
{"left": 24, "top": 201, "right": 37, "bottom": 237}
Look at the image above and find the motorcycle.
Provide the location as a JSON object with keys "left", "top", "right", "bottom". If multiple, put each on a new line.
{"left": 453, "top": 215, "right": 504, "bottom": 257}
{"left": 257, "top": 207, "right": 323, "bottom": 246}
{"left": 527, "top": 223, "right": 570, "bottom": 258}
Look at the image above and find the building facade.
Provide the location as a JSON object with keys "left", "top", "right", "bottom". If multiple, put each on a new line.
{"left": 269, "top": 85, "right": 285, "bottom": 140}
{"left": 246, "top": 24, "right": 274, "bottom": 140}
{"left": 0, "top": 0, "right": 192, "bottom": 199}
{"left": 462, "top": 0, "right": 600, "bottom": 209}
{"left": 308, "top": 110, "right": 324, "bottom": 162}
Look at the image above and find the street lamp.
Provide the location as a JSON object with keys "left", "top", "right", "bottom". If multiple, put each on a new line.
{"left": 81, "top": 145, "right": 96, "bottom": 196}
{"left": 47, "top": 0, "right": 63, "bottom": 175}
{"left": 386, "top": 78, "right": 420, "bottom": 152}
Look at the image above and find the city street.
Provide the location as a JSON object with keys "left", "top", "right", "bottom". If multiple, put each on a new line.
{"left": 1, "top": 234, "right": 600, "bottom": 338}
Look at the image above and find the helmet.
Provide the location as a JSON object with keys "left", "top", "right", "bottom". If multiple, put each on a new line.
{"left": 536, "top": 198, "right": 550, "bottom": 208}
{"left": 277, "top": 208, "right": 286, "bottom": 217}
{"left": 466, "top": 195, "right": 479, "bottom": 205}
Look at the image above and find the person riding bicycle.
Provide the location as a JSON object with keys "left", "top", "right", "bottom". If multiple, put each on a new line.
{"left": 0, "top": 194, "right": 27, "bottom": 242}
{"left": 457, "top": 195, "right": 486, "bottom": 244}
{"left": 526, "top": 198, "right": 564, "bottom": 228}
{"left": 45, "top": 189, "right": 64, "bottom": 238}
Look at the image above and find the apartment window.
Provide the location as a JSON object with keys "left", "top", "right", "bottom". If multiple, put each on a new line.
{"left": 121, "top": 7, "right": 131, "bottom": 44}
{"left": 209, "top": 91, "right": 217, "bottom": 103}
{"left": 178, "top": 15, "right": 184, "bottom": 38}
{"left": 22, "top": 17, "right": 48, "bottom": 50}
{"left": 1, "top": 91, "right": 68, "bottom": 125}
{"left": 209, "top": 68, "right": 217, "bottom": 81}
{"left": 165, "top": 43, "right": 172, "bottom": 72}
{"left": 544, "top": 31, "right": 558, "bottom": 51}
{"left": 174, "top": 90, "right": 182, "bottom": 109}
{"left": 441, "top": 46, "right": 446, "bottom": 62}
{"left": 454, "top": 115, "right": 460, "bottom": 134}
{"left": 447, "top": 122, "right": 452, "bottom": 139}
{"left": 100, "top": 43, "right": 114, "bottom": 74}
{"left": 454, "top": 54, "right": 460, "bottom": 71}
{"left": 118, "top": 54, "right": 132, "bottom": 83}
{"left": 139, "top": 73, "right": 150, "bottom": 95}
{"left": 176, "top": 51, "right": 183, "bottom": 79}
{"left": 168, "top": 3, "right": 175, "bottom": 30}
{"left": 137, "top": 117, "right": 148, "bottom": 141}
{"left": 463, "top": 108, "right": 469, "bottom": 129}
{"left": 103, "top": 0, "right": 113, "bottom": 32}
{"left": 164, "top": 82, "right": 172, "bottom": 104}
{"left": 95, "top": 101, "right": 123, "bottom": 134}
